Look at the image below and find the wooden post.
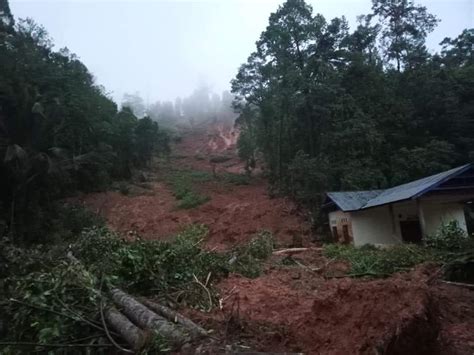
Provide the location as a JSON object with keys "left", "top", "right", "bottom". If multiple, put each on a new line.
{"left": 417, "top": 199, "right": 427, "bottom": 240}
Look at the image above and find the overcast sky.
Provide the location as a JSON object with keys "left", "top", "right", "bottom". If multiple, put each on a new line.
{"left": 9, "top": 0, "right": 474, "bottom": 104}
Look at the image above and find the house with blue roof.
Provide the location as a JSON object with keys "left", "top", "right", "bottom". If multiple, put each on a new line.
{"left": 324, "top": 164, "right": 473, "bottom": 246}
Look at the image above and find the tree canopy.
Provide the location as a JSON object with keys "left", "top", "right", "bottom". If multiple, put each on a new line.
{"left": 232, "top": 0, "right": 474, "bottom": 216}
{"left": 0, "top": 5, "right": 169, "bottom": 242}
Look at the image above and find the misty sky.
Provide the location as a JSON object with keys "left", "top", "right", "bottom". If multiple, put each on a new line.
{"left": 10, "top": 0, "right": 474, "bottom": 104}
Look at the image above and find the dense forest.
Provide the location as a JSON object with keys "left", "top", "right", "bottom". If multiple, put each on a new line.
{"left": 0, "top": 0, "right": 170, "bottom": 242}
{"left": 232, "top": 0, "right": 474, "bottom": 210}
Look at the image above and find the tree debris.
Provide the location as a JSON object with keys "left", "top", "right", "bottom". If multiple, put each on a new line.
{"left": 109, "top": 288, "right": 191, "bottom": 346}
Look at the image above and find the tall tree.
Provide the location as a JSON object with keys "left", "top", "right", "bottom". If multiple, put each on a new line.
{"left": 0, "top": 0, "right": 14, "bottom": 31}
{"left": 370, "top": 0, "right": 438, "bottom": 71}
{"left": 122, "top": 92, "right": 146, "bottom": 118}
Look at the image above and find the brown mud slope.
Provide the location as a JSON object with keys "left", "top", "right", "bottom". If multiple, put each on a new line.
{"left": 186, "top": 256, "right": 474, "bottom": 354}
{"left": 76, "top": 124, "right": 310, "bottom": 249}
{"left": 76, "top": 123, "right": 474, "bottom": 354}
{"left": 209, "top": 264, "right": 439, "bottom": 355}
{"left": 435, "top": 282, "right": 474, "bottom": 354}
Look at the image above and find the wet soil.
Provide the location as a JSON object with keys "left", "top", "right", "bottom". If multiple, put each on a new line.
{"left": 78, "top": 123, "right": 474, "bottom": 354}
{"left": 76, "top": 124, "right": 310, "bottom": 250}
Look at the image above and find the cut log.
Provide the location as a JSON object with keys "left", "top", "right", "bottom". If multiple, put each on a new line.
{"left": 104, "top": 307, "right": 147, "bottom": 350}
{"left": 272, "top": 247, "right": 322, "bottom": 256}
{"left": 110, "top": 288, "right": 191, "bottom": 346}
{"left": 140, "top": 299, "right": 208, "bottom": 338}
{"left": 441, "top": 280, "right": 474, "bottom": 290}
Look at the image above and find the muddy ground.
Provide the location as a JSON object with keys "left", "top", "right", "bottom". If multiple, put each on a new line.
{"left": 77, "top": 122, "right": 474, "bottom": 354}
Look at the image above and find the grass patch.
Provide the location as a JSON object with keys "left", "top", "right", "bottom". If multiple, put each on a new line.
{"left": 323, "top": 243, "right": 438, "bottom": 277}
{"left": 177, "top": 192, "right": 210, "bottom": 209}
{"left": 324, "top": 222, "right": 474, "bottom": 281}
{"left": 166, "top": 169, "right": 213, "bottom": 209}
{"left": 222, "top": 172, "right": 251, "bottom": 186}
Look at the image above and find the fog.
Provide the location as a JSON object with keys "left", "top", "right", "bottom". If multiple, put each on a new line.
{"left": 10, "top": 0, "right": 474, "bottom": 105}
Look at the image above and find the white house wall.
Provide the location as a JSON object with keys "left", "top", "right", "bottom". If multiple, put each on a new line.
{"left": 350, "top": 200, "right": 467, "bottom": 246}
{"left": 351, "top": 206, "right": 402, "bottom": 246}
{"left": 328, "top": 210, "right": 353, "bottom": 243}
{"left": 421, "top": 201, "right": 467, "bottom": 236}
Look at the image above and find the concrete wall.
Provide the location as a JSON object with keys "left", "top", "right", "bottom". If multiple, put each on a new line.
{"left": 351, "top": 206, "right": 402, "bottom": 246}
{"left": 328, "top": 210, "right": 353, "bottom": 244}
{"left": 349, "top": 200, "right": 467, "bottom": 246}
{"left": 421, "top": 201, "right": 467, "bottom": 236}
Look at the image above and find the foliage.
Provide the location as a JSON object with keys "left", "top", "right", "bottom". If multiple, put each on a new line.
{"left": 425, "top": 220, "right": 471, "bottom": 251}
{"left": 166, "top": 169, "right": 212, "bottom": 209}
{"left": 6, "top": 260, "right": 101, "bottom": 346}
{"left": 72, "top": 225, "right": 227, "bottom": 298}
{"left": 229, "top": 231, "right": 274, "bottom": 278}
{"left": 177, "top": 192, "right": 210, "bottom": 209}
{"left": 232, "top": 0, "right": 474, "bottom": 216}
{"left": 443, "top": 251, "right": 474, "bottom": 283}
{"left": 222, "top": 173, "right": 251, "bottom": 186}
{"left": 0, "top": 7, "right": 170, "bottom": 243}
{"left": 323, "top": 243, "right": 437, "bottom": 276}
{"left": 1, "top": 224, "right": 276, "bottom": 350}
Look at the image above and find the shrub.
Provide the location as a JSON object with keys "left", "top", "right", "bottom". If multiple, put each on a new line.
{"left": 177, "top": 192, "right": 210, "bottom": 209}
{"left": 425, "top": 220, "right": 470, "bottom": 251}
{"left": 166, "top": 169, "right": 212, "bottom": 209}
{"left": 118, "top": 181, "right": 130, "bottom": 195}
{"left": 223, "top": 173, "right": 251, "bottom": 186}
{"left": 230, "top": 231, "right": 274, "bottom": 278}
{"left": 1, "top": 225, "right": 276, "bottom": 348}
{"left": 323, "top": 243, "right": 435, "bottom": 276}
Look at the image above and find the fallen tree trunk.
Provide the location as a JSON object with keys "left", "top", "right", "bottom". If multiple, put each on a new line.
{"left": 104, "top": 307, "right": 147, "bottom": 351}
{"left": 66, "top": 253, "right": 199, "bottom": 349}
{"left": 110, "top": 288, "right": 191, "bottom": 347}
{"left": 273, "top": 247, "right": 322, "bottom": 256}
{"left": 441, "top": 280, "right": 474, "bottom": 290}
{"left": 140, "top": 299, "right": 208, "bottom": 338}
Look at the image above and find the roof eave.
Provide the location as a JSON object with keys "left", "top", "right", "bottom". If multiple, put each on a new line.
{"left": 411, "top": 163, "right": 472, "bottom": 200}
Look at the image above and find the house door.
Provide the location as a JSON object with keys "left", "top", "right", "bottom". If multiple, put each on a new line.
{"left": 342, "top": 225, "right": 351, "bottom": 244}
{"left": 400, "top": 220, "right": 422, "bottom": 243}
{"left": 332, "top": 227, "right": 339, "bottom": 242}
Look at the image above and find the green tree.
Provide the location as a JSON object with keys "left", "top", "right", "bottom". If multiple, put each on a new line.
{"left": 370, "top": 0, "right": 438, "bottom": 71}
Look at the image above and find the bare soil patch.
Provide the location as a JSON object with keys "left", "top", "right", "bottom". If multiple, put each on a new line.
{"left": 76, "top": 125, "right": 310, "bottom": 250}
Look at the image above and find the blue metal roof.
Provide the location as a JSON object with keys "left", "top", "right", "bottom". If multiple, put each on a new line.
{"left": 326, "top": 164, "right": 472, "bottom": 212}
{"left": 326, "top": 190, "right": 383, "bottom": 211}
